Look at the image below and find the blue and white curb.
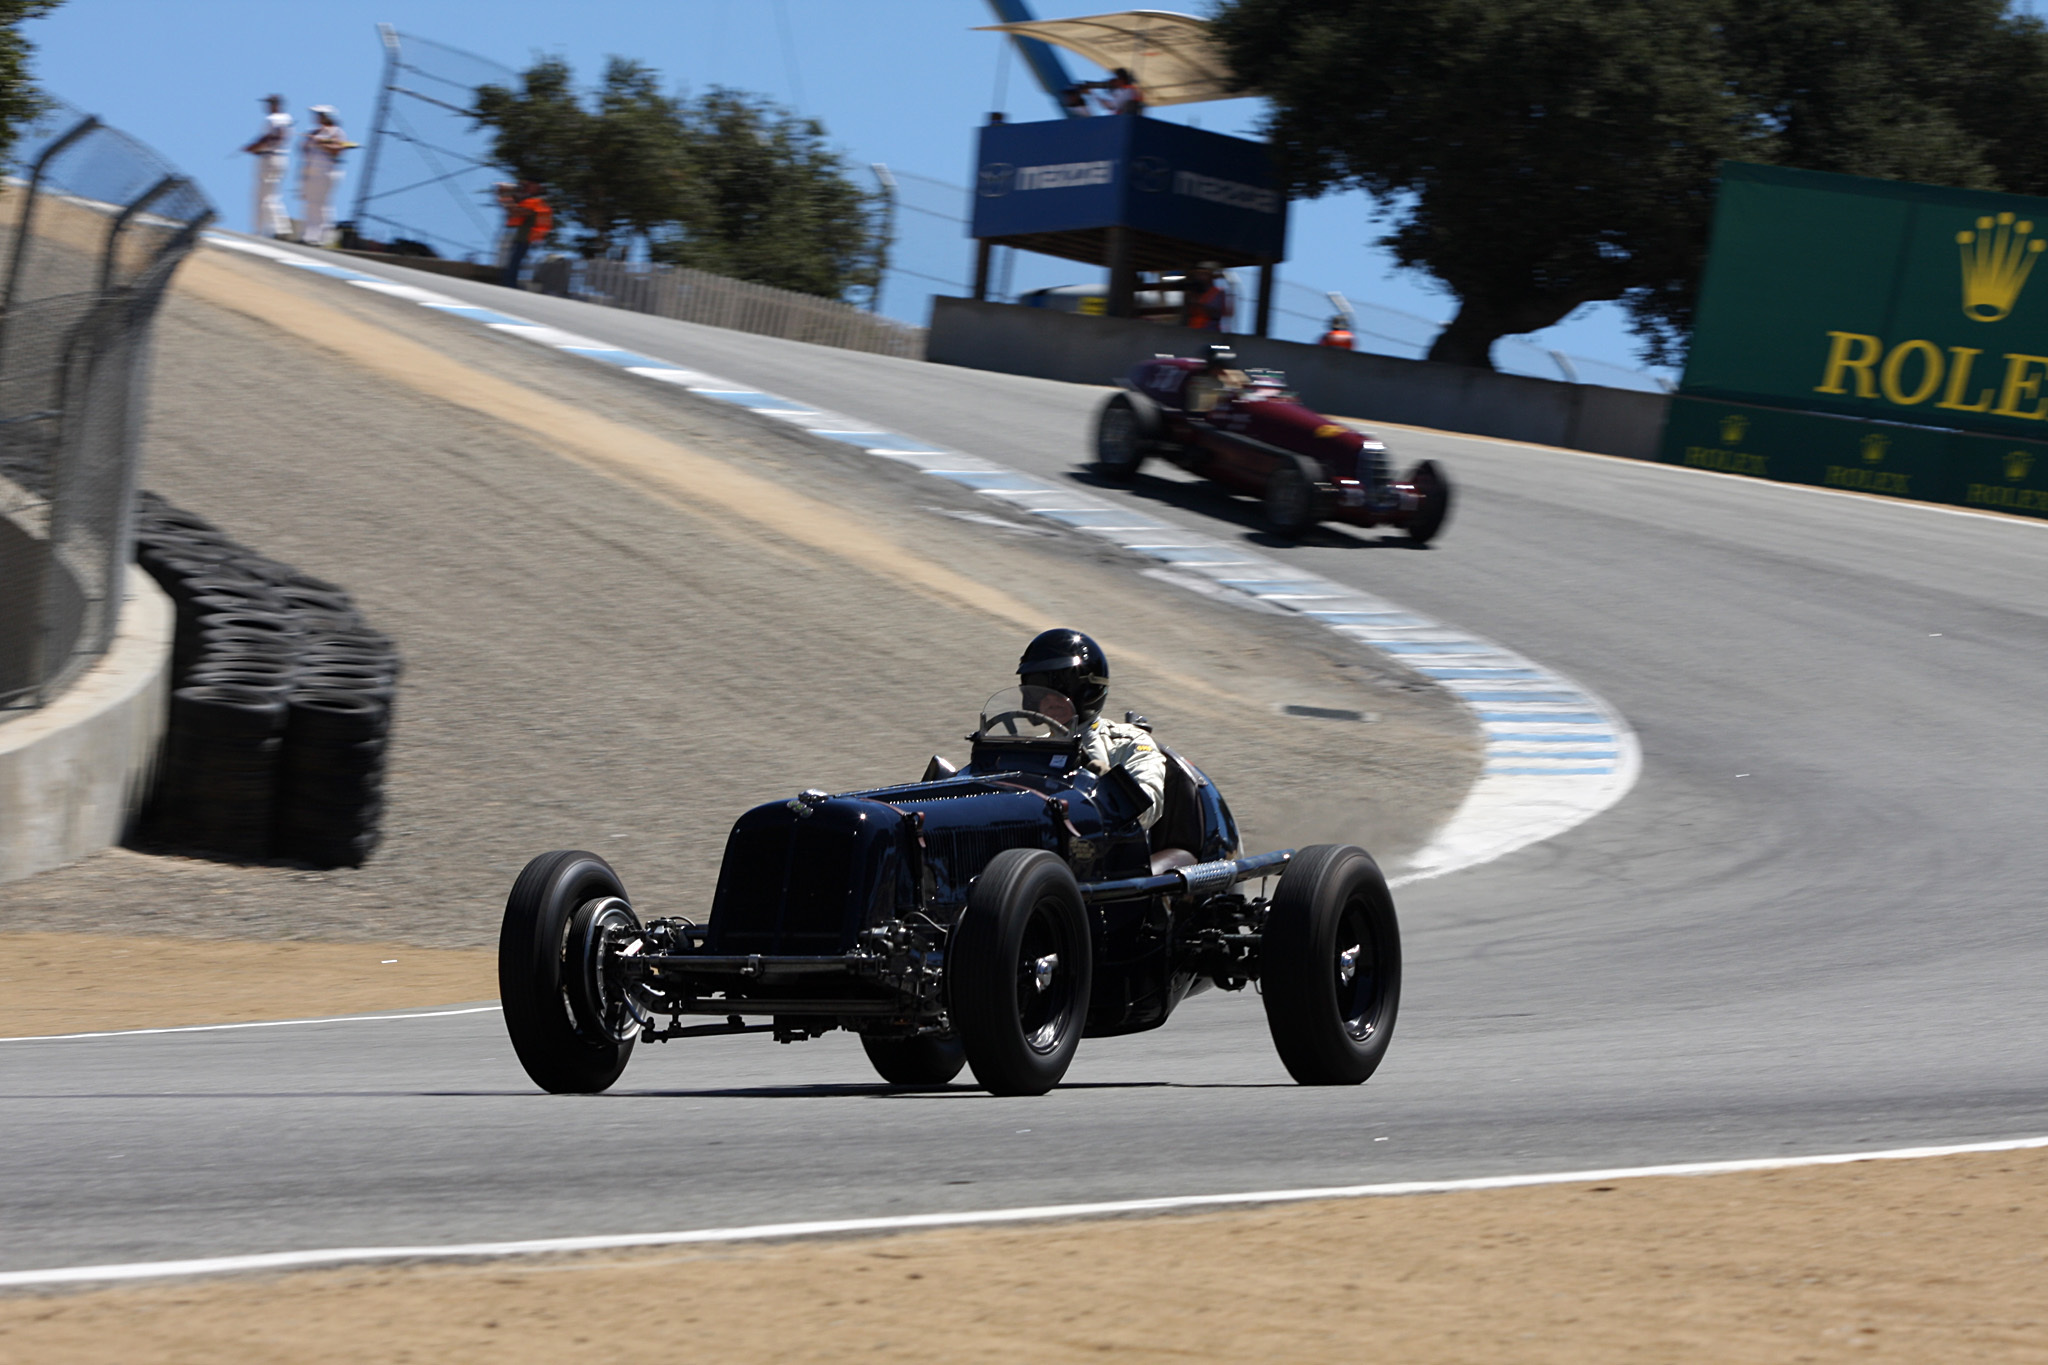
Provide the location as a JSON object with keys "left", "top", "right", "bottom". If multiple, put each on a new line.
{"left": 203, "top": 232, "right": 1640, "bottom": 882}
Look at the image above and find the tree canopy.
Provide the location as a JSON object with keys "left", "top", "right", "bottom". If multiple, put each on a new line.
{"left": 1210, "top": 0, "right": 2048, "bottom": 368}
{"left": 473, "top": 59, "right": 881, "bottom": 303}
{"left": 0, "top": 1, "right": 61, "bottom": 167}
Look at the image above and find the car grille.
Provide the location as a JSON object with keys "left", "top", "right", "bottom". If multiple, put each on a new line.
{"left": 711, "top": 822, "right": 858, "bottom": 954}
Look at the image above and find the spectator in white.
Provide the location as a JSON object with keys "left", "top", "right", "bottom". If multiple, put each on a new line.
{"left": 297, "top": 105, "right": 353, "bottom": 246}
{"left": 241, "top": 94, "right": 292, "bottom": 238}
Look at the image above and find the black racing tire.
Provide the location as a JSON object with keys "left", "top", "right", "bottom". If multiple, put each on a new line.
{"left": 861, "top": 1032, "right": 968, "bottom": 1086}
{"left": 169, "top": 684, "right": 287, "bottom": 741}
{"left": 1259, "top": 844, "right": 1401, "bottom": 1085}
{"left": 1405, "top": 460, "right": 1453, "bottom": 546}
{"left": 284, "top": 689, "right": 386, "bottom": 743}
{"left": 499, "top": 850, "right": 637, "bottom": 1094}
{"left": 1263, "top": 454, "right": 1321, "bottom": 539}
{"left": 1095, "top": 391, "right": 1156, "bottom": 483}
{"left": 950, "top": 848, "right": 1091, "bottom": 1096}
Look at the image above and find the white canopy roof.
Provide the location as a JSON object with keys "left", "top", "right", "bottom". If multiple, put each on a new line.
{"left": 975, "top": 10, "right": 1244, "bottom": 107}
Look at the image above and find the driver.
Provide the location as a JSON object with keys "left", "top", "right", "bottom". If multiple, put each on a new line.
{"left": 1016, "top": 628, "right": 1167, "bottom": 831}
{"left": 1185, "top": 343, "right": 1249, "bottom": 413}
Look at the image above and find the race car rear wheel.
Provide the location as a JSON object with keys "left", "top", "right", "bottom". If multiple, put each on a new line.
{"left": 1405, "top": 459, "right": 1452, "bottom": 546}
{"left": 1260, "top": 844, "right": 1401, "bottom": 1085}
{"left": 1263, "top": 454, "right": 1321, "bottom": 539}
{"left": 861, "top": 1031, "right": 967, "bottom": 1086}
{"left": 950, "top": 849, "right": 1092, "bottom": 1096}
{"left": 1095, "top": 392, "right": 1154, "bottom": 482}
{"left": 499, "top": 850, "right": 637, "bottom": 1094}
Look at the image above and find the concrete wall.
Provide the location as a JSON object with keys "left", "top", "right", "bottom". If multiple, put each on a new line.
{"left": 0, "top": 567, "right": 172, "bottom": 883}
{"left": 0, "top": 517, "right": 86, "bottom": 703}
{"left": 926, "top": 297, "right": 1671, "bottom": 460}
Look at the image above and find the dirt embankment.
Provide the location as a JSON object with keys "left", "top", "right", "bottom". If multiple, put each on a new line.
{"left": 0, "top": 247, "right": 1477, "bottom": 956}
{"left": 3, "top": 1147, "right": 2043, "bottom": 1363}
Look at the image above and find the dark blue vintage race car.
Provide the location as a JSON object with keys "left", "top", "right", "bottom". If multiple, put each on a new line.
{"left": 499, "top": 687, "right": 1401, "bottom": 1096}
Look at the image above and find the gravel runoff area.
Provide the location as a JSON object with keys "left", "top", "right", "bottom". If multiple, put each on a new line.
{"left": 2, "top": 1146, "right": 2042, "bottom": 1362}
{"left": 0, "top": 248, "right": 1477, "bottom": 948}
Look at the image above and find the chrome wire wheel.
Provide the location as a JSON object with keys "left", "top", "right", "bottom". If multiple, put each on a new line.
{"left": 567, "top": 895, "right": 649, "bottom": 1045}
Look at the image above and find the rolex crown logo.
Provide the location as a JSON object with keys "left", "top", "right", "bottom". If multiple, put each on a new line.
{"left": 2007, "top": 449, "right": 2035, "bottom": 482}
{"left": 1860, "top": 432, "right": 1889, "bottom": 463}
{"left": 1957, "top": 212, "right": 2045, "bottom": 323}
{"left": 1719, "top": 414, "right": 1749, "bottom": 445}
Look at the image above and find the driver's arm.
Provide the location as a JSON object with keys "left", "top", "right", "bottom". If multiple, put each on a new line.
{"left": 1094, "top": 723, "right": 1167, "bottom": 829}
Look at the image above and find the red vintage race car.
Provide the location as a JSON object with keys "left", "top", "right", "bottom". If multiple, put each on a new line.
{"left": 1093, "top": 347, "right": 1453, "bottom": 543}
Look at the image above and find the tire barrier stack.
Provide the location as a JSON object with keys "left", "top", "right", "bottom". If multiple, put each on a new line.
{"left": 132, "top": 492, "right": 400, "bottom": 867}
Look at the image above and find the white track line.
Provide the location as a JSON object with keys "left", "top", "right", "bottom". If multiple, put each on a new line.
{"left": 4, "top": 1134, "right": 2043, "bottom": 1289}
{"left": 0, "top": 1004, "right": 500, "bottom": 1045}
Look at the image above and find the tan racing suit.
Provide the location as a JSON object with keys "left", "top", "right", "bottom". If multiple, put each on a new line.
{"left": 1082, "top": 717, "right": 1167, "bottom": 830}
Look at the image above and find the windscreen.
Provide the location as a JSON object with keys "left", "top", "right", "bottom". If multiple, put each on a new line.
{"left": 975, "top": 686, "right": 1079, "bottom": 742}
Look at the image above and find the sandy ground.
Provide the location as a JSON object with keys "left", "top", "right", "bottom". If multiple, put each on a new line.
{"left": 1, "top": 1147, "right": 2042, "bottom": 1362}
{"left": 0, "top": 930, "right": 492, "bottom": 1036}
{"left": 0, "top": 247, "right": 1476, "bottom": 947}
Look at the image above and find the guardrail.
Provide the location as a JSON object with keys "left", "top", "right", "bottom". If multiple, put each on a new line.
{"left": 926, "top": 297, "right": 1670, "bottom": 460}
{"left": 0, "top": 99, "right": 213, "bottom": 713}
{"left": 537, "top": 255, "right": 927, "bottom": 361}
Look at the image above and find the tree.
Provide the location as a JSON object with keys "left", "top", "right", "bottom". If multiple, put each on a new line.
{"left": 474, "top": 61, "right": 881, "bottom": 303}
{"left": 651, "top": 89, "right": 880, "bottom": 303}
{"left": 473, "top": 56, "right": 691, "bottom": 261}
{"left": 1210, "top": 0, "right": 2048, "bottom": 368}
{"left": 0, "top": 1, "right": 62, "bottom": 167}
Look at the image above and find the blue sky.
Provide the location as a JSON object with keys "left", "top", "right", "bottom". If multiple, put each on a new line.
{"left": 30, "top": 0, "right": 1689, "bottom": 381}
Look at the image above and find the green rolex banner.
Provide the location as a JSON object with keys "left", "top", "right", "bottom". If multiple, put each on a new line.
{"left": 1663, "top": 161, "right": 2048, "bottom": 517}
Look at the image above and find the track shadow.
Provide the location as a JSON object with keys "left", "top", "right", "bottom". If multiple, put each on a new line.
{"left": 1064, "top": 466, "right": 1423, "bottom": 551}
{"left": 617, "top": 1079, "right": 1294, "bottom": 1100}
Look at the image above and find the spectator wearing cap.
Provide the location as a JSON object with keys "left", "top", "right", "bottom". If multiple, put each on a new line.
{"left": 241, "top": 94, "right": 292, "bottom": 238}
{"left": 501, "top": 179, "right": 553, "bottom": 288}
{"left": 297, "top": 105, "right": 353, "bottom": 246}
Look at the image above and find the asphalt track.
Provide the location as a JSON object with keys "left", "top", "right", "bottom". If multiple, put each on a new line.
{"left": 5, "top": 255, "right": 2048, "bottom": 1273}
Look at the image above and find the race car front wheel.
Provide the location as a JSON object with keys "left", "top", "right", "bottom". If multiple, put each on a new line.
{"left": 1260, "top": 844, "right": 1401, "bottom": 1085}
{"left": 951, "top": 849, "right": 1092, "bottom": 1096}
{"left": 1263, "top": 454, "right": 1321, "bottom": 539}
{"left": 500, "top": 850, "right": 637, "bottom": 1094}
{"left": 1405, "top": 459, "right": 1453, "bottom": 546}
{"left": 1095, "top": 392, "right": 1154, "bottom": 482}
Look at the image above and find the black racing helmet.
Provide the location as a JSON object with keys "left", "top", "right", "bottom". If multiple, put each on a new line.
{"left": 1017, "top": 628, "right": 1110, "bottom": 725}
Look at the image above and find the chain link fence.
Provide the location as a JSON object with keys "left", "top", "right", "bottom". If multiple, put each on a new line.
{"left": 547, "top": 255, "right": 928, "bottom": 360}
{"left": 348, "top": 25, "right": 518, "bottom": 261}
{"left": 0, "top": 98, "right": 213, "bottom": 712}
